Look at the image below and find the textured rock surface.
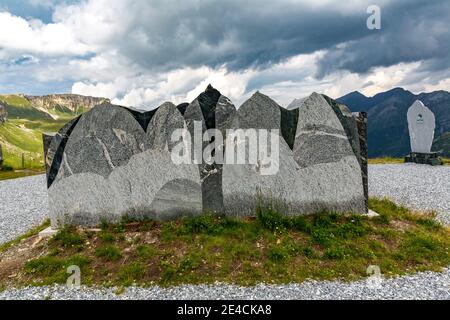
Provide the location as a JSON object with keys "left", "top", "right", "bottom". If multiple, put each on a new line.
{"left": 407, "top": 100, "right": 436, "bottom": 153}
{"left": 25, "top": 94, "right": 109, "bottom": 114}
{"left": 48, "top": 150, "right": 202, "bottom": 225}
{"left": 323, "top": 95, "right": 362, "bottom": 167}
{"left": 183, "top": 86, "right": 231, "bottom": 214}
{"left": 46, "top": 86, "right": 368, "bottom": 225}
{"left": 55, "top": 102, "right": 145, "bottom": 181}
{"left": 146, "top": 102, "right": 184, "bottom": 151}
{"left": 354, "top": 112, "right": 368, "bottom": 209}
{"left": 222, "top": 92, "right": 309, "bottom": 216}
{"left": 292, "top": 92, "right": 366, "bottom": 213}
{"left": 237, "top": 92, "right": 281, "bottom": 129}
{"left": 48, "top": 101, "right": 202, "bottom": 226}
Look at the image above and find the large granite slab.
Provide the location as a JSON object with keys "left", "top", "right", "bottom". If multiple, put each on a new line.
{"left": 292, "top": 93, "right": 366, "bottom": 213}
{"left": 222, "top": 92, "right": 366, "bottom": 216}
{"left": 45, "top": 85, "right": 368, "bottom": 226}
{"left": 47, "top": 102, "right": 202, "bottom": 226}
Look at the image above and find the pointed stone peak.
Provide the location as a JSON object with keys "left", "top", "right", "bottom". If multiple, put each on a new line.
{"left": 250, "top": 90, "right": 279, "bottom": 104}
{"left": 205, "top": 84, "right": 216, "bottom": 92}
{"left": 158, "top": 101, "right": 176, "bottom": 109}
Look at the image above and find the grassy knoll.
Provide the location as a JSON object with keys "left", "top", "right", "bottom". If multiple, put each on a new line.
{"left": 0, "top": 198, "right": 448, "bottom": 288}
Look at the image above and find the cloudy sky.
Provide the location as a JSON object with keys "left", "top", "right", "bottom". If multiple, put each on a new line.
{"left": 0, "top": 0, "right": 449, "bottom": 109}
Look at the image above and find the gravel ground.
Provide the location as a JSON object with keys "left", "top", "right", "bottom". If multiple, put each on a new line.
{"left": 369, "top": 163, "right": 450, "bottom": 225}
{"left": 0, "top": 174, "right": 48, "bottom": 244}
{"left": 0, "top": 165, "right": 449, "bottom": 300}
{"left": 1, "top": 268, "right": 449, "bottom": 300}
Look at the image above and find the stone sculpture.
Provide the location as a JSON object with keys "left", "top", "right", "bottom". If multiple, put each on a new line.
{"left": 44, "top": 85, "right": 368, "bottom": 226}
{"left": 405, "top": 100, "right": 442, "bottom": 165}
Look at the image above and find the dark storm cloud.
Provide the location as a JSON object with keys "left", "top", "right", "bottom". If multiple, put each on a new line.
{"left": 112, "top": 0, "right": 368, "bottom": 71}
{"left": 315, "top": 0, "right": 450, "bottom": 77}
{"left": 108, "top": 0, "right": 449, "bottom": 78}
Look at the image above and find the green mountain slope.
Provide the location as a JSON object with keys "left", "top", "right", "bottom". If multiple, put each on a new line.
{"left": 0, "top": 94, "right": 105, "bottom": 170}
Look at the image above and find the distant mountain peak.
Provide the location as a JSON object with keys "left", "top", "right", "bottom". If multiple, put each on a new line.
{"left": 341, "top": 91, "right": 367, "bottom": 99}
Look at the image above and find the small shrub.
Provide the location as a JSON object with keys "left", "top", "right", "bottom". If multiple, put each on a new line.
{"left": 336, "top": 219, "right": 369, "bottom": 239}
{"left": 100, "top": 220, "right": 110, "bottom": 231}
{"left": 25, "top": 256, "right": 64, "bottom": 276}
{"left": 25, "top": 255, "right": 90, "bottom": 283}
{"left": 1, "top": 164, "right": 13, "bottom": 171}
{"left": 99, "top": 232, "right": 115, "bottom": 243}
{"left": 52, "top": 227, "right": 85, "bottom": 247}
{"left": 256, "top": 206, "right": 289, "bottom": 232}
{"left": 118, "top": 262, "right": 146, "bottom": 285}
{"left": 95, "top": 245, "right": 122, "bottom": 261}
{"left": 398, "top": 233, "right": 445, "bottom": 263}
{"left": 182, "top": 214, "right": 217, "bottom": 234}
{"left": 136, "top": 245, "right": 158, "bottom": 259}
{"left": 313, "top": 213, "right": 338, "bottom": 227}
{"left": 310, "top": 228, "right": 334, "bottom": 246}
{"left": 373, "top": 213, "right": 390, "bottom": 225}
{"left": 324, "top": 247, "right": 346, "bottom": 260}
{"left": 267, "top": 246, "right": 289, "bottom": 262}
{"left": 302, "top": 247, "right": 315, "bottom": 258}
{"left": 416, "top": 218, "right": 441, "bottom": 231}
{"left": 292, "top": 216, "right": 310, "bottom": 232}
{"left": 178, "top": 253, "right": 202, "bottom": 273}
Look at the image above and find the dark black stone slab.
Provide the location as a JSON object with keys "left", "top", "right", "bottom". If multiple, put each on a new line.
{"left": 123, "top": 107, "right": 158, "bottom": 132}
{"left": 280, "top": 107, "right": 299, "bottom": 150}
{"left": 45, "top": 116, "right": 81, "bottom": 188}
{"left": 354, "top": 112, "right": 368, "bottom": 211}
{"left": 176, "top": 103, "right": 189, "bottom": 116}
{"left": 405, "top": 152, "right": 443, "bottom": 165}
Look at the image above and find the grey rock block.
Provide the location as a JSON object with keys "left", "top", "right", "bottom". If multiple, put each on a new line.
{"left": 293, "top": 93, "right": 355, "bottom": 166}
{"left": 49, "top": 149, "right": 202, "bottom": 226}
{"left": 236, "top": 91, "right": 281, "bottom": 129}
{"left": 407, "top": 100, "right": 435, "bottom": 154}
{"left": 146, "top": 102, "right": 184, "bottom": 151}
{"left": 46, "top": 85, "right": 368, "bottom": 226}
{"left": 56, "top": 102, "right": 146, "bottom": 181}
{"left": 292, "top": 93, "right": 366, "bottom": 213}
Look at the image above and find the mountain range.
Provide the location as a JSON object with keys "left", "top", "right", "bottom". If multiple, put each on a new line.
{"left": 337, "top": 88, "right": 450, "bottom": 157}
{"left": 0, "top": 88, "right": 449, "bottom": 170}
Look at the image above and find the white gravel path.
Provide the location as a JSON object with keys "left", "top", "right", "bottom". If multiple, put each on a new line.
{"left": 1, "top": 268, "right": 449, "bottom": 300}
{"left": 0, "top": 174, "right": 48, "bottom": 244}
{"left": 0, "top": 165, "right": 449, "bottom": 300}
{"left": 369, "top": 163, "right": 450, "bottom": 225}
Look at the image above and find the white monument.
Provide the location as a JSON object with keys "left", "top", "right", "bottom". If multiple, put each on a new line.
{"left": 405, "top": 100, "right": 442, "bottom": 165}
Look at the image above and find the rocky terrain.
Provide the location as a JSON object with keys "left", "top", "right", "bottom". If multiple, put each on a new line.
{"left": 25, "top": 94, "right": 109, "bottom": 114}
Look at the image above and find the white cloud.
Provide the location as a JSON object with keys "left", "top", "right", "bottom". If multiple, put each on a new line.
{"left": 1, "top": 0, "right": 450, "bottom": 106}
{"left": 0, "top": 12, "right": 90, "bottom": 59}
